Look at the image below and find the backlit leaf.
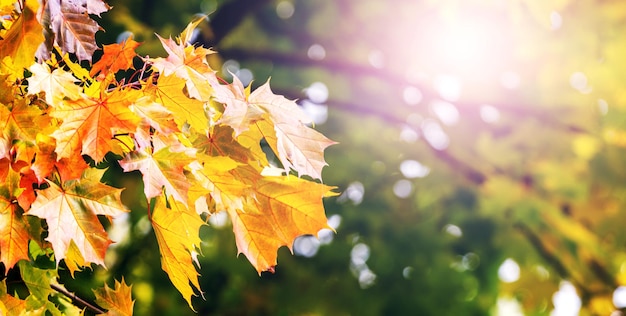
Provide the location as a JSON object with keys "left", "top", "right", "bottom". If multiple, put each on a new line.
{"left": 94, "top": 278, "right": 135, "bottom": 316}
{"left": 228, "top": 177, "right": 335, "bottom": 274}
{"left": 27, "top": 171, "right": 129, "bottom": 267}
{"left": 151, "top": 196, "right": 204, "bottom": 309}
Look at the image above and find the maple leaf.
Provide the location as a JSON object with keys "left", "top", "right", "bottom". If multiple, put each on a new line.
{"left": 130, "top": 95, "right": 178, "bottom": 135}
{"left": 50, "top": 88, "right": 141, "bottom": 162}
{"left": 150, "top": 19, "right": 216, "bottom": 101}
{"left": 94, "top": 278, "right": 135, "bottom": 316}
{"left": 119, "top": 146, "right": 195, "bottom": 205}
{"left": 257, "top": 119, "right": 336, "bottom": 180}
{"left": 0, "top": 280, "right": 26, "bottom": 314}
{"left": 27, "top": 171, "right": 129, "bottom": 267}
{"left": 0, "top": 97, "right": 51, "bottom": 143}
{"left": 190, "top": 154, "right": 249, "bottom": 215}
{"left": 228, "top": 176, "right": 335, "bottom": 274}
{"left": 212, "top": 76, "right": 335, "bottom": 179}
{"left": 146, "top": 74, "right": 208, "bottom": 132}
{"left": 0, "top": 0, "right": 43, "bottom": 73}
{"left": 151, "top": 196, "right": 204, "bottom": 309}
{"left": 37, "top": 0, "right": 107, "bottom": 61}
{"left": 27, "top": 62, "right": 81, "bottom": 106}
{"left": 90, "top": 37, "right": 140, "bottom": 77}
{"left": 211, "top": 75, "right": 264, "bottom": 136}
{"left": 0, "top": 169, "right": 31, "bottom": 269}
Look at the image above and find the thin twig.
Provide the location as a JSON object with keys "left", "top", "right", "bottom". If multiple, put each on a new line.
{"left": 50, "top": 283, "right": 106, "bottom": 314}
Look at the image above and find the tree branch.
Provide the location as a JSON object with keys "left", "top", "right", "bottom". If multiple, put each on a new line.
{"left": 207, "top": 0, "right": 273, "bottom": 47}
{"left": 51, "top": 283, "right": 105, "bottom": 314}
{"left": 219, "top": 47, "right": 591, "bottom": 134}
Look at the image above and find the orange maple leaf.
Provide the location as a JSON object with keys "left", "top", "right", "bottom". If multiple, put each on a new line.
{"left": 93, "top": 278, "right": 135, "bottom": 316}
{"left": 0, "top": 170, "right": 31, "bottom": 269}
{"left": 90, "top": 37, "right": 141, "bottom": 77}
{"left": 228, "top": 176, "right": 335, "bottom": 274}
{"left": 27, "top": 171, "right": 129, "bottom": 267}
{"left": 50, "top": 89, "right": 141, "bottom": 162}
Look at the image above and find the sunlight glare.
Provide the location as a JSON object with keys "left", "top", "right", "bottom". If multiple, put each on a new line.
{"left": 427, "top": 18, "right": 500, "bottom": 73}
{"left": 434, "top": 75, "right": 462, "bottom": 101}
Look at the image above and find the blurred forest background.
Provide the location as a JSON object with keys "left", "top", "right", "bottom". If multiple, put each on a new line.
{"left": 63, "top": 0, "right": 626, "bottom": 314}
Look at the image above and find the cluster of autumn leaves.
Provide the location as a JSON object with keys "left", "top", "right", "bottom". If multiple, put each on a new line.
{"left": 0, "top": 0, "right": 335, "bottom": 313}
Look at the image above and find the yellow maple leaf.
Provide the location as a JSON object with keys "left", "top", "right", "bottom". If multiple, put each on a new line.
{"left": 151, "top": 195, "right": 204, "bottom": 310}
{"left": 93, "top": 278, "right": 135, "bottom": 316}
{"left": 0, "top": 0, "right": 42, "bottom": 74}
{"left": 147, "top": 74, "right": 208, "bottom": 132}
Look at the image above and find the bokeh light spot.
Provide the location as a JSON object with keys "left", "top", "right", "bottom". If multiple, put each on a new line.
{"left": 498, "top": 258, "right": 520, "bottom": 283}
{"left": 434, "top": 75, "right": 462, "bottom": 101}
{"left": 403, "top": 86, "right": 423, "bottom": 105}
{"left": 301, "top": 100, "right": 328, "bottom": 125}
{"left": 399, "top": 160, "right": 430, "bottom": 178}
{"left": 276, "top": 1, "right": 295, "bottom": 19}
{"left": 400, "top": 126, "right": 419, "bottom": 143}
{"left": 307, "top": 44, "right": 326, "bottom": 60}
{"left": 294, "top": 235, "right": 320, "bottom": 257}
{"left": 598, "top": 99, "right": 608, "bottom": 115}
{"left": 393, "top": 179, "right": 413, "bottom": 198}
{"left": 550, "top": 11, "right": 563, "bottom": 30}
{"left": 444, "top": 224, "right": 463, "bottom": 237}
{"left": 338, "top": 181, "right": 364, "bottom": 205}
{"left": 430, "top": 100, "right": 460, "bottom": 126}
{"left": 480, "top": 104, "right": 501, "bottom": 123}
{"left": 613, "top": 286, "right": 626, "bottom": 308}
{"left": 116, "top": 31, "right": 134, "bottom": 44}
{"left": 208, "top": 210, "right": 229, "bottom": 228}
{"left": 551, "top": 281, "right": 581, "bottom": 316}
{"left": 570, "top": 72, "right": 592, "bottom": 93}
{"left": 368, "top": 50, "right": 385, "bottom": 69}
{"left": 422, "top": 119, "right": 450, "bottom": 150}
{"left": 305, "top": 81, "right": 329, "bottom": 103}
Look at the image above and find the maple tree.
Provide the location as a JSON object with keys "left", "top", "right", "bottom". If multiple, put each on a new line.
{"left": 0, "top": 0, "right": 335, "bottom": 314}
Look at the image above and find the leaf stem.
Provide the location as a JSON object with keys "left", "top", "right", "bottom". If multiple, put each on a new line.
{"left": 50, "top": 283, "right": 106, "bottom": 314}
